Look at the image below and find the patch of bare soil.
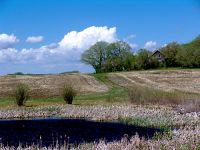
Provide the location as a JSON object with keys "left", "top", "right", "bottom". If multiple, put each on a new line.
{"left": 0, "top": 74, "right": 108, "bottom": 98}
{"left": 108, "top": 70, "right": 200, "bottom": 94}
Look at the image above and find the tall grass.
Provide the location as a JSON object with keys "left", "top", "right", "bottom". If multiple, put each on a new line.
{"left": 128, "top": 85, "right": 181, "bottom": 105}
{"left": 128, "top": 84, "right": 200, "bottom": 112}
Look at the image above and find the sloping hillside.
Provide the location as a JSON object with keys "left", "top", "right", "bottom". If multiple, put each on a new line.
{"left": 0, "top": 70, "right": 200, "bottom": 98}
{"left": 107, "top": 70, "right": 200, "bottom": 94}
{"left": 0, "top": 74, "right": 109, "bottom": 98}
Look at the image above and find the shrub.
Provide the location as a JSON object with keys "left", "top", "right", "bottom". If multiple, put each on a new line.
{"left": 62, "top": 83, "right": 77, "bottom": 104}
{"left": 15, "top": 82, "right": 30, "bottom": 106}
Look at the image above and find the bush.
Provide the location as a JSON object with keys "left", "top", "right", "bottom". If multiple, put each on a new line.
{"left": 15, "top": 83, "right": 30, "bottom": 106}
{"left": 62, "top": 83, "right": 77, "bottom": 104}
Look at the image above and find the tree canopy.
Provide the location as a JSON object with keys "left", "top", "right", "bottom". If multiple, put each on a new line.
{"left": 81, "top": 41, "right": 108, "bottom": 73}
{"left": 81, "top": 41, "right": 134, "bottom": 73}
{"left": 81, "top": 35, "right": 200, "bottom": 73}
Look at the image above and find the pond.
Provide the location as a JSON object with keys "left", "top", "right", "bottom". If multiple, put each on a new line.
{"left": 0, "top": 118, "right": 162, "bottom": 147}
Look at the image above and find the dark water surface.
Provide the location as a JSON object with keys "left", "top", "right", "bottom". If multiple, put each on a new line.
{"left": 0, "top": 118, "right": 162, "bottom": 147}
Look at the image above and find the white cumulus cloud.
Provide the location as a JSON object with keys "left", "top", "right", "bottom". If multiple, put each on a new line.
{"left": 0, "top": 26, "right": 118, "bottom": 64}
{"left": 26, "top": 36, "right": 43, "bottom": 43}
{"left": 144, "top": 41, "right": 157, "bottom": 50}
{"left": 0, "top": 34, "right": 19, "bottom": 49}
{"left": 59, "top": 26, "right": 117, "bottom": 50}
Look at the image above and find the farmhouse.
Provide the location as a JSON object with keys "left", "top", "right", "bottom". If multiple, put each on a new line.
{"left": 151, "top": 50, "right": 165, "bottom": 62}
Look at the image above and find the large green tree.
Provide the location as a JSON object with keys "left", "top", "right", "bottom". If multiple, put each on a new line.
{"left": 81, "top": 41, "right": 134, "bottom": 73}
{"left": 81, "top": 41, "right": 108, "bottom": 73}
{"left": 105, "top": 41, "right": 133, "bottom": 72}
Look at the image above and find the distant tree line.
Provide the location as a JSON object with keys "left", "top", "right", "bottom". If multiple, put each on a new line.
{"left": 81, "top": 36, "right": 200, "bottom": 73}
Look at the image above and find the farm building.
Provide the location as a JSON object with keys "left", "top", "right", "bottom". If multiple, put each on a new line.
{"left": 151, "top": 50, "right": 165, "bottom": 62}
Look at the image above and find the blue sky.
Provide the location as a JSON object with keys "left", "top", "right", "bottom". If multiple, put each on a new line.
{"left": 0, "top": 0, "right": 200, "bottom": 74}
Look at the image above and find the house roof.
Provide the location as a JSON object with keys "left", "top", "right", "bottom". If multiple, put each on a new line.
{"left": 151, "top": 50, "right": 165, "bottom": 61}
{"left": 152, "top": 50, "right": 165, "bottom": 57}
{"left": 152, "top": 50, "right": 162, "bottom": 55}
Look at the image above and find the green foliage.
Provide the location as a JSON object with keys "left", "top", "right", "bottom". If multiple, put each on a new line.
{"left": 60, "top": 70, "right": 80, "bottom": 74}
{"left": 15, "top": 83, "right": 30, "bottom": 106}
{"left": 81, "top": 41, "right": 108, "bottom": 73}
{"left": 148, "top": 56, "right": 161, "bottom": 68}
{"left": 105, "top": 41, "right": 133, "bottom": 72}
{"left": 76, "top": 87, "right": 128, "bottom": 103}
{"left": 92, "top": 73, "right": 109, "bottom": 83}
{"left": 81, "top": 41, "right": 134, "bottom": 73}
{"left": 176, "top": 37, "right": 200, "bottom": 68}
{"left": 81, "top": 35, "right": 200, "bottom": 73}
{"left": 135, "top": 49, "right": 160, "bottom": 70}
{"left": 135, "top": 49, "right": 151, "bottom": 69}
{"left": 176, "top": 48, "right": 193, "bottom": 67}
{"left": 62, "top": 83, "right": 77, "bottom": 104}
{"left": 14, "top": 72, "right": 24, "bottom": 75}
{"left": 159, "top": 42, "right": 181, "bottom": 67}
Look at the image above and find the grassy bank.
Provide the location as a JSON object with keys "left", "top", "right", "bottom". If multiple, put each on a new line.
{"left": 0, "top": 87, "right": 128, "bottom": 108}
